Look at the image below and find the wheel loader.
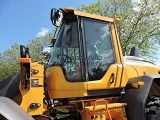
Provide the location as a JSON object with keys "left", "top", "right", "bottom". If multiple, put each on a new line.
{"left": 0, "top": 7, "right": 160, "bottom": 120}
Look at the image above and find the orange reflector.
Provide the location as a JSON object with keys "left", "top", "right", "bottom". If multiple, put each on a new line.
{"left": 20, "top": 58, "right": 31, "bottom": 63}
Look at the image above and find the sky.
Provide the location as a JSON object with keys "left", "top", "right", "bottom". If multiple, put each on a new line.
{"left": 0, "top": 0, "right": 160, "bottom": 65}
{"left": 0, "top": 0, "right": 97, "bottom": 51}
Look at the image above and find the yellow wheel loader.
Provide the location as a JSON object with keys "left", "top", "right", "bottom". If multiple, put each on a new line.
{"left": 1, "top": 7, "right": 160, "bottom": 120}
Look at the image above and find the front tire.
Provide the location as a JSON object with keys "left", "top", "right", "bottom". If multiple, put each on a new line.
{"left": 145, "top": 96, "right": 160, "bottom": 120}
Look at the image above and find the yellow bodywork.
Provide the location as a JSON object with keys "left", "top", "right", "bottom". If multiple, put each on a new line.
{"left": 46, "top": 66, "right": 88, "bottom": 98}
{"left": 20, "top": 58, "right": 44, "bottom": 116}
{"left": 125, "top": 58, "right": 160, "bottom": 80}
{"left": 64, "top": 7, "right": 120, "bottom": 24}
{"left": 45, "top": 64, "right": 126, "bottom": 99}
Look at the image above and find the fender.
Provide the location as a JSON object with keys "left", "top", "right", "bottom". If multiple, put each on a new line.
{"left": 0, "top": 97, "right": 34, "bottom": 120}
{"left": 120, "top": 74, "right": 160, "bottom": 120}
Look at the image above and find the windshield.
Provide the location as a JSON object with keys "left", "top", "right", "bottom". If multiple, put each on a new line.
{"left": 48, "top": 20, "right": 81, "bottom": 81}
{"left": 48, "top": 24, "right": 64, "bottom": 67}
{"left": 48, "top": 20, "right": 79, "bottom": 66}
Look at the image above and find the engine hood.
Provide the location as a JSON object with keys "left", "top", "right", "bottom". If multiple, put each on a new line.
{"left": 124, "top": 56, "right": 160, "bottom": 77}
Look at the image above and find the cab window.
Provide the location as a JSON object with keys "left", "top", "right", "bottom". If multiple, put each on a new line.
{"left": 83, "top": 18, "right": 115, "bottom": 80}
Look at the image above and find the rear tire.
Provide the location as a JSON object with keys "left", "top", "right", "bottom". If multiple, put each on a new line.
{"left": 145, "top": 96, "right": 160, "bottom": 120}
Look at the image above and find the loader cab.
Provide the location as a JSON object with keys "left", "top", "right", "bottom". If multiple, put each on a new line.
{"left": 46, "top": 8, "right": 126, "bottom": 99}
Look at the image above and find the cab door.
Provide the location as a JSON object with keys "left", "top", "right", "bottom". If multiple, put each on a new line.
{"left": 82, "top": 18, "right": 123, "bottom": 93}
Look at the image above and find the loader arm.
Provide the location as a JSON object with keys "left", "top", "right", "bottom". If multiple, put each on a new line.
{"left": 0, "top": 72, "right": 20, "bottom": 98}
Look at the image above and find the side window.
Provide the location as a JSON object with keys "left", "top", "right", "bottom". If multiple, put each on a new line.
{"left": 83, "top": 19, "right": 115, "bottom": 80}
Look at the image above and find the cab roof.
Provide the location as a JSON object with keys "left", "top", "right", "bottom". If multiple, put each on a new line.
{"left": 64, "top": 7, "right": 120, "bottom": 23}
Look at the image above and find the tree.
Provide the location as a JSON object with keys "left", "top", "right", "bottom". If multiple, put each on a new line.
{"left": 0, "top": 43, "right": 20, "bottom": 81}
{"left": 78, "top": 0, "right": 160, "bottom": 61}
{"left": 0, "top": 32, "right": 53, "bottom": 81}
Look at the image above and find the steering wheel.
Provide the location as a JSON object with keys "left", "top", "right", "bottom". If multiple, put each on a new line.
{"left": 57, "top": 54, "right": 72, "bottom": 66}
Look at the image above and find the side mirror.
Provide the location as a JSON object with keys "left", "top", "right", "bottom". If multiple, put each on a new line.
{"left": 130, "top": 46, "right": 139, "bottom": 57}
{"left": 50, "top": 8, "right": 63, "bottom": 27}
{"left": 42, "top": 46, "right": 52, "bottom": 57}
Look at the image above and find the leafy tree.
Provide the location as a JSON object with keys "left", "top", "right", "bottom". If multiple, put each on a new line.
{"left": 0, "top": 32, "right": 53, "bottom": 81}
{"left": 0, "top": 43, "right": 20, "bottom": 81}
{"left": 78, "top": 0, "right": 160, "bottom": 61}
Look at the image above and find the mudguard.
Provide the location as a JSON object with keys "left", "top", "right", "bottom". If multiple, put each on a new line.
{"left": 0, "top": 71, "right": 20, "bottom": 98}
{"left": 0, "top": 97, "right": 34, "bottom": 120}
{"left": 120, "top": 74, "right": 160, "bottom": 120}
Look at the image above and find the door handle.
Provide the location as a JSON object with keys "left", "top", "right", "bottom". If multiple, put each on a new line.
{"left": 110, "top": 73, "right": 115, "bottom": 84}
